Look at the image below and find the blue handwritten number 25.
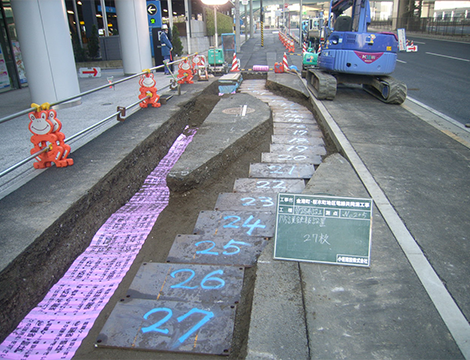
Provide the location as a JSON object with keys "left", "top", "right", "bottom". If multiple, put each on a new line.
{"left": 195, "top": 239, "right": 251, "bottom": 256}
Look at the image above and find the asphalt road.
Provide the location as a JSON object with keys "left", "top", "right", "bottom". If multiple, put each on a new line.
{"left": 393, "top": 36, "right": 470, "bottom": 125}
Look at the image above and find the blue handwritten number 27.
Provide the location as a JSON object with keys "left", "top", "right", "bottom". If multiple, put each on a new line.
{"left": 142, "top": 307, "right": 214, "bottom": 348}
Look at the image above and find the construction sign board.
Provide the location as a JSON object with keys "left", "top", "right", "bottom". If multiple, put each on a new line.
{"left": 79, "top": 67, "right": 101, "bottom": 78}
{"left": 274, "top": 193, "right": 373, "bottom": 267}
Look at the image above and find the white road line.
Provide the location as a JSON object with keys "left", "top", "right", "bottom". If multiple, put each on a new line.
{"left": 396, "top": 59, "right": 407, "bottom": 63}
{"left": 426, "top": 51, "right": 470, "bottom": 62}
{"left": 310, "top": 94, "right": 470, "bottom": 360}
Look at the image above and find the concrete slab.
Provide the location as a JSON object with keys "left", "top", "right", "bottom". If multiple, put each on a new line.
{"left": 267, "top": 72, "right": 310, "bottom": 99}
{"left": 167, "top": 93, "right": 271, "bottom": 192}
{"left": 245, "top": 240, "right": 309, "bottom": 360}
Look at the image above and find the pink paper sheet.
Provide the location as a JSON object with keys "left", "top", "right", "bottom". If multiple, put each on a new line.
{"left": 0, "top": 128, "right": 197, "bottom": 359}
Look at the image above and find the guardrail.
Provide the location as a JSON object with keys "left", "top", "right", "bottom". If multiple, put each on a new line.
{"left": 370, "top": 18, "right": 470, "bottom": 38}
{"left": 0, "top": 54, "right": 201, "bottom": 179}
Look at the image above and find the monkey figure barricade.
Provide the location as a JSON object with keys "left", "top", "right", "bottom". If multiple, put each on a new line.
{"left": 28, "top": 103, "right": 73, "bottom": 169}
{"left": 138, "top": 71, "right": 161, "bottom": 108}
{"left": 177, "top": 58, "right": 194, "bottom": 85}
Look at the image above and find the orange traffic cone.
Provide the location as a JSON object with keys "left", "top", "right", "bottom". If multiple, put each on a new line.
{"left": 230, "top": 53, "right": 240, "bottom": 72}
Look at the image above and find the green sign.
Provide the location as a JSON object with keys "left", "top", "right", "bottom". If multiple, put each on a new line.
{"left": 274, "top": 194, "right": 372, "bottom": 267}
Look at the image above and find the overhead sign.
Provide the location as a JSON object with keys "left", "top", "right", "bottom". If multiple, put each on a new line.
{"left": 147, "top": 0, "right": 162, "bottom": 28}
{"left": 147, "top": 4, "right": 157, "bottom": 15}
{"left": 78, "top": 67, "right": 101, "bottom": 78}
{"left": 274, "top": 194, "right": 373, "bottom": 267}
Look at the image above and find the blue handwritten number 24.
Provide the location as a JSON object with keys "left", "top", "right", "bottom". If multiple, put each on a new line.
{"left": 223, "top": 215, "right": 266, "bottom": 235}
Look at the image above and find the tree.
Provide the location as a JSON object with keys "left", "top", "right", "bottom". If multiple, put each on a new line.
{"left": 87, "top": 25, "right": 100, "bottom": 59}
{"left": 71, "top": 30, "right": 87, "bottom": 62}
{"left": 172, "top": 24, "right": 184, "bottom": 56}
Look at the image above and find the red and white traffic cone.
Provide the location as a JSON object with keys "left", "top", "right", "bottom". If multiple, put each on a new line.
{"left": 283, "top": 52, "right": 289, "bottom": 72}
{"left": 230, "top": 53, "right": 240, "bottom": 72}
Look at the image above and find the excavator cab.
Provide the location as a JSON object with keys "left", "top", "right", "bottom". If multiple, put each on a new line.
{"left": 318, "top": 0, "right": 398, "bottom": 76}
{"left": 308, "top": 0, "right": 407, "bottom": 104}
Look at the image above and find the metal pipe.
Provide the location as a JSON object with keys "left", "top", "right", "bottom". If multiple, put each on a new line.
{"left": 0, "top": 108, "right": 33, "bottom": 125}
{"left": 65, "top": 111, "right": 121, "bottom": 144}
{"left": 0, "top": 147, "right": 49, "bottom": 178}
{"left": 0, "top": 55, "right": 203, "bottom": 177}
{"left": 0, "top": 62, "right": 174, "bottom": 124}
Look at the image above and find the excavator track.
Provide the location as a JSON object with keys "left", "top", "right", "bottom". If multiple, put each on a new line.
{"left": 306, "top": 69, "right": 337, "bottom": 100}
{"left": 363, "top": 76, "right": 407, "bottom": 105}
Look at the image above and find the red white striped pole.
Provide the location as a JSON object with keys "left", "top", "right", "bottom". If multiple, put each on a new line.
{"left": 283, "top": 52, "right": 289, "bottom": 71}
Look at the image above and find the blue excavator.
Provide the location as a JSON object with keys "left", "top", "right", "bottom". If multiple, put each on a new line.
{"left": 306, "top": 0, "right": 407, "bottom": 104}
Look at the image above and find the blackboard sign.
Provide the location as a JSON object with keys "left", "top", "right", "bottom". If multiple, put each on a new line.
{"left": 274, "top": 194, "right": 373, "bottom": 267}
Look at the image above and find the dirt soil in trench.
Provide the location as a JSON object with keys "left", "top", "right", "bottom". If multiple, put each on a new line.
{"left": 73, "top": 85, "right": 324, "bottom": 360}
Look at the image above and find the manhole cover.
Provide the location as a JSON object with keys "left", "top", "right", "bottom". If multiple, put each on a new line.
{"left": 222, "top": 107, "right": 255, "bottom": 115}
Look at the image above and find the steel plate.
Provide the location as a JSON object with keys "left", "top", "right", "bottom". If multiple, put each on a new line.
{"left": 270, "top": 143, "right": 326, "bottom": 156}
{"left": 261, "top": 152, "right": 323, "bottom": 165}
{"left": 272, "top": 127, "right": 323, "bottom": 137}
{"left": 233, "top": 178, "right": 306, "bottom": 193}
{"left": 193, "top": 210, "right": 275, "bottom": 237}
{"left": 271, "top": 135, "right": 325, "bottom": 146}
{"left": 96, "top": 298, "right": 236, "bottom": 355}
{"left": 273, "top": 123, "right": 320, "bottom": 130}
{"left": 272, "top": 109, "right": 313, "bottom": 117}
{"left": 249, "top": 163, "right": 315, "bottom": 179}
{"left": 273, "top": 116, "right": 316, "bottom": 125}
{"left": 126, "top": 263, "right": 244, "bottom": 304}
{"left": 214, "top": 192, "right": 277, "bottom": 211}
{"left": 166, "top": 234, "right": 268, "bottom": 266}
